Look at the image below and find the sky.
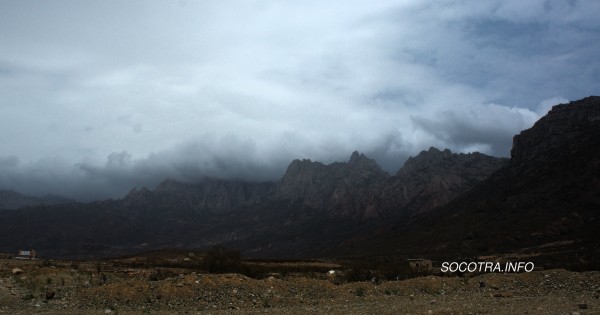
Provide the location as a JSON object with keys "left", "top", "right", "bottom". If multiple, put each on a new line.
{"left": 0, "top": 0, "right": 599, "bottom": 201}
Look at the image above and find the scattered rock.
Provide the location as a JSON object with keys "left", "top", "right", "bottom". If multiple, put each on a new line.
{"left": 0, "top": 263, "right": 598, "bottom": 313}
{"left": 11, "top": 268, "right": 23, "bottom": 275}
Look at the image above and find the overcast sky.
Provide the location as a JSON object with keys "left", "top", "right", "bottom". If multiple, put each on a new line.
{"left": 1, "top": 0, "right": 599, "bottom": 201}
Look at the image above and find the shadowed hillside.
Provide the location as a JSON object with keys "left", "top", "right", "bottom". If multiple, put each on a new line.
{"left": 361, "top": 96, "right": 600, "bottom": 269}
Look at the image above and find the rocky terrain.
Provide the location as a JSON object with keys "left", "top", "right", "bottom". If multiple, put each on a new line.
{"left": 1, "top": 258, "right": 598, "bottom": 314}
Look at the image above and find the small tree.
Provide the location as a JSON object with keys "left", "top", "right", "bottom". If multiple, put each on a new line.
{"left": 204, "top": 245, "right": 242, "bottom": 273}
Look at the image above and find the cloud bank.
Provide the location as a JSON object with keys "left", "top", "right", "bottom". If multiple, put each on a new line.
{"left": 0, "top": 1, "right": 598, "bottom": 200}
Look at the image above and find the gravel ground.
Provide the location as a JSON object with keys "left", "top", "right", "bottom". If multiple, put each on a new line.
{"left": 1, "top": 259, "right": 598, "bottom": 314}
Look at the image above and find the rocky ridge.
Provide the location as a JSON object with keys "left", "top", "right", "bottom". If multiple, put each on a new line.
{"left": 384, "top": 147, "right": 507, "bottom": 215}
{"left": 511, "top": 96, "right": 600, "bottom": 165}
{"left": 274, "top": 149, "right": 505, "bottom": 218}
{"left": 367, "top": 96, "right": 600, "bottom": 267}
{"left": 275, "top": 152, "right": 389, "bottom": 218}
{"left": 123, "top": 178, "right": 275, "bottom": 214}
{"left": 0, "top": 145, "right": 504, "bottom": 258}
{"left": 116, "top": 147, "right": 504, "bottom": 221}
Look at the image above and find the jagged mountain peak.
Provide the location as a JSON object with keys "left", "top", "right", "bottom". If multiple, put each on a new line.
{"left": 349, "top": 150, "right": 361, "bottom": 161}
{"left": 286, "top": 158, "right": 321, "bottom": 170}
{"left": 378, "top": 147, "right": 507, "bottom": 216}
{"left": 348, "top": 150, "right": 365, "bottom": 166}
{"left": 413, "top": 146, "right": 452, "bottom": 160}
{"left": 347, "top": 151, "right": 384, "bottom": 173}
{"left": 275, "top": 152, "right": 389, "bottom": 214}
{"left": 281, "top": 152, "right": 386, "bottom": 180}
{"left": 397, "top": 147, "right": 500, "bottom": 177}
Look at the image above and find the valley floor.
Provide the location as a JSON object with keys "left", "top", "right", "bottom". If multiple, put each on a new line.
{"left": 0, "top": 259, "right": 598, "bottom": 315}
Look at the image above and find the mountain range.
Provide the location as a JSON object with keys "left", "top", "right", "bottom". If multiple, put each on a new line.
{"left": 0, "top": 96, "right": 598, "bottom": 268}
{"left": 0, "top": 190, "right": 72, "bottom": 210}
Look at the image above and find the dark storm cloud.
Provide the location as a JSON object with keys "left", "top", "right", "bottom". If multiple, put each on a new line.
{"left": 0, "top": 0, "right": 598, "bottom": 200}
{"left": 0, "top": 156, "right": 18, "bottom": 166}
{"left": 0, "top": 136, "right": 298, "bottom": 201}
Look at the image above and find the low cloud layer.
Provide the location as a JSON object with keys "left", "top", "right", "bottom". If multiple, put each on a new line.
{"left": 0, "top": 1, "right": 598, "bottom": 201}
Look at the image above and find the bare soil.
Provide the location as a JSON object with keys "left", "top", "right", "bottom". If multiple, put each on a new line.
{"left": 1, "top": 259, "right": 598, "bottom": 314}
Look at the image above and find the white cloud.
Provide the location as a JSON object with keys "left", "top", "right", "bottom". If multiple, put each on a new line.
{"left": 537, "top": 97, "right": 570, "bottom": 115}
{"left": 0, "top": 0, "right": 598, "bottom": 200}
{"left": 411, "top": 102, "right": 540, "bottom": 156}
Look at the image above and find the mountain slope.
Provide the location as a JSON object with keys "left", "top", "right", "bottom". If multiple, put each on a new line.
{"left": 274, "top": 151, "right": 389, "bottom": 218}
{"left": 273, "top": 149, "right": 505, "bottom": 219}
{"left": 365, "top": 96, "right": 600, "bottom": 268}
{"left": 0, "top": 147, "right": 503, "bottom": 258}
{"left": 381, "top": 147, "right": 507, "bottom": 215}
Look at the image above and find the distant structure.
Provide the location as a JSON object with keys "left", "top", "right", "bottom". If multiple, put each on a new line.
{"left": 15, "top": 250, "right": 37, "bottom": 260}
{"left": 408, "top": 258, "right": 432, "bottom": 272}
{"left": 0, "top": 252, "right": 13, "bottom": 259}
